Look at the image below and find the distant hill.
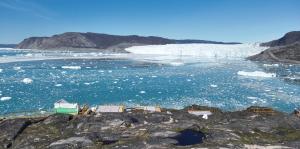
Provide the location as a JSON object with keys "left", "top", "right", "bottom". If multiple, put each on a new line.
{"left": 17, "top": 32, "right": 240, "bottom": 52}
{"left": 260, "top": 31, "right": 300, "bottom": 47}
{"left": 0, "top": 44, "right": 17, "bottom": 48}
{"left": 248, "top": 31, "right": 300, "bottom": 63}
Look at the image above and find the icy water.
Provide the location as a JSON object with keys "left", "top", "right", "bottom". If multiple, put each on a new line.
{"left": 0, "top": 48, "right": 300, "bottom": 115}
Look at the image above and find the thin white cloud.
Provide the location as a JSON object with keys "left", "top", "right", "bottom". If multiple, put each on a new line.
{"left": 0, "top": 0, "right": 54, "bottom": 20}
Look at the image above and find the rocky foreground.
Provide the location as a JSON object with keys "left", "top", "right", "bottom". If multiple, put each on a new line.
{"left": 0, "top": 106, "right": 300, "bottom": 149}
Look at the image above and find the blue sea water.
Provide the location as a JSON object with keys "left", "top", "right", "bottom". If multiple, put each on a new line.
{"left": 0, "top": 49, "right": 300, "bottom": 115}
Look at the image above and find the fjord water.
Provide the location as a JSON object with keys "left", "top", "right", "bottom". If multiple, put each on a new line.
{"left": 0, "top": 48, "right": 300, "bottom": 115}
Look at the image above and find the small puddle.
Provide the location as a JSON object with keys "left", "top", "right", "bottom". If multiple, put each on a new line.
{"left": 102, "top": 140, "right": 118, "bottom": 145}
{"left": 171, "top": 129, "right": 205, "bottom": 146}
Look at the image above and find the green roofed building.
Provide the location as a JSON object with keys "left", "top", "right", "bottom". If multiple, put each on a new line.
{"left": 54, "top": 99, "right": 79, "bottom": 115}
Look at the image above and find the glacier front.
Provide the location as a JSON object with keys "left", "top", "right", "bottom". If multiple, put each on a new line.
{"left": 125, "top": 43, "right": 268, "bottom": 59}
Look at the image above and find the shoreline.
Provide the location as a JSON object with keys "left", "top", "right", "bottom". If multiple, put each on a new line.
{"left": 0, "top": 105, "right": 296, "bottom": 120}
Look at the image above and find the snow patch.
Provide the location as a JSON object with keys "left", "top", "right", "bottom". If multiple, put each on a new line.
{"left": 237, "top": 71, "right": 276, "bottom": 78}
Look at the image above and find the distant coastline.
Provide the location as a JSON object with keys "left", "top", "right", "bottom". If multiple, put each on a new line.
{"left": 16, "top": 32, "right": 240, "bottom": 52}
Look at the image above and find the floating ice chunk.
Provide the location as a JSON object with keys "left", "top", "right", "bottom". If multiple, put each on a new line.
{"left": 170, "top": 62, "right": 184, "bottom": 66}
{"left": 84, "top": 82, "right": 90, "bottom": 85}
{"left": 247, "top": 97, "right": 258, "bottom": 100}
{"left": 210, "top": 84, "right": 218, "bottom": 88}
{"left": 151, "top": 75, "right": 157, "bottom": 78}
{"left": 22, "top": 78, "right": 33, "bottom": 84}
{"left": 139, "top": 91, "right": 146, "bottom": 94}
{"left": 263, "top": 64, "right": 279, "bottom": 67}
{"left": 25, "top": 53, "right": 33, "bottom": 57}
{"left": 0, "top": 96, "right": 11, "bottom": 101}
{"left": 0, "top": 69, "right": 2, "bottom": 73}
{"left": 61, "top": 66, "right": 81, "bottom": 70}
{"left": 55, "top": 84, "right": 62, "bottom": 87}
{"left": 237, "top": 71, "right": 276, "bottom": 78}
{"left": 186, "top": 79, "right": 192, "bottom": 82}
{"left": 13, "top": 66, "right": 21, "bottom": 70}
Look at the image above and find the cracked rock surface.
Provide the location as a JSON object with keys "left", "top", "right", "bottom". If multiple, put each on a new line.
{"left": 0, "top": 105, "right": 300, "bottom": 149}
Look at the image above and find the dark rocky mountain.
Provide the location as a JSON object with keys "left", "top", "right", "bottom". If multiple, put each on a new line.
{"left": 260, "top": 31, "right": 300, "bottom": 47}
{"left": 248, "top": 31, "right": 300, "bottom": 63}
{"left": 0, "top": 44, "right": 17, "bottom": 48}
{"left": 248, "top": 42, "right": 300, "bottom": 63}
{"left": 17, "top": 32, "right": 240, "bottom": 52}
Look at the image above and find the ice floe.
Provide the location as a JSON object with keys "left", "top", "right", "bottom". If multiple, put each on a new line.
{"left": 263, "top": 64, "right": 279, "bottom": 67}
{"left": 62, "top": 66, "right": 81, "bottom": 70}
{"left": 169, "top": 62, "right": 184, "bottom": 66}
{"left": 247, "top": 97, "right": 258, "bottom": 100}
{"left": 237, "top": 71, "right": 276, "bottom": 78}
{"left": 13, "top": 66, "right": 21, "bottom": 70}
{"left": 139, "top": 91, "right": 146, "bottom": 94}
{"left": 0, "top": 69, "right": 2, "bottom": 73}
{"left": 210, "top": 84, "right": 218, "bottom": 88}
{"left": 55, "top": 84, "right": 62, "bottom": 87}
{"left": 0, "top": 96, "right": 12, "bottom": 101}
{"left": 22, "top": 78, "right": 33, "bottom": 84}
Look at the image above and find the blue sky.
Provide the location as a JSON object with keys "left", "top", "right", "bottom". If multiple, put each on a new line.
{"left": 0, "top": 0, "right": 299, "bottom": 43}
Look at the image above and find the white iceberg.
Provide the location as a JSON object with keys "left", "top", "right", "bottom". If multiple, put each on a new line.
{"left": 237, "top": 71, "right": 276, "bottom": 78}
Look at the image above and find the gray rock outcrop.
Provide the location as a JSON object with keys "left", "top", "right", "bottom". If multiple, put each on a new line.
{"left": 0, "top": 106, "right": 300, "bottom": 148}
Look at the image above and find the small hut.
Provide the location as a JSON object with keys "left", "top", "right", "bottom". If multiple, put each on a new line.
{"left": 54, "top": 99, "right": 79, "bottom": 115}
